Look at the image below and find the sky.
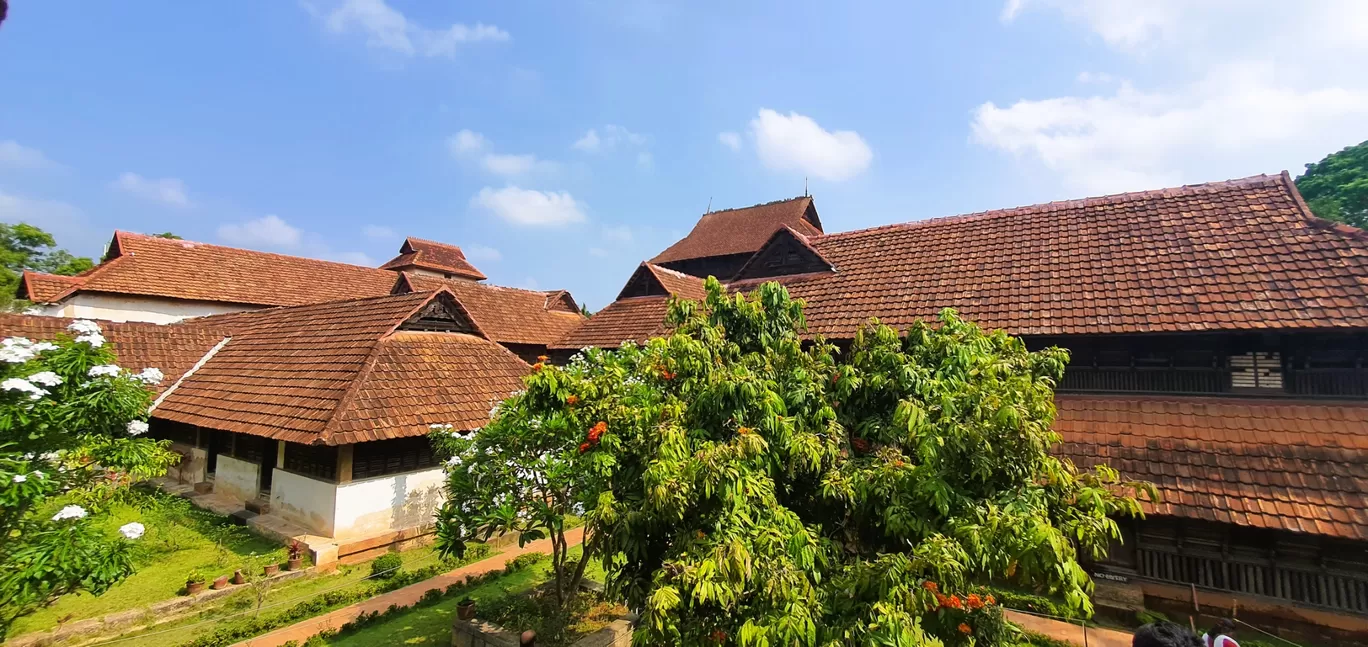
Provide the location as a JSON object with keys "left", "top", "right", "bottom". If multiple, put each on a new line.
{"left": 2, "top": 1, "right": 1367, "bottom": 309}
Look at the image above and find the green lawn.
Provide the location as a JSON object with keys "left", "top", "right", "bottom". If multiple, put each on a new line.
{"left": 11, "top": 489, "right": 288, "bottom": 637}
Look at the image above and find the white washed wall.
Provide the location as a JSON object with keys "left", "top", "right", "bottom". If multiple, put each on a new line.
{"left": 332, "top": 468, "right": 446, "bottom": 542}
{"left": 39, "top": 294, "right": 260, "bottom": 324}
{"left": 215, "top": 454, "right": 260, "bottom": 503}
{"left": 270, "top": 470, "right": 338, "bottom": 537}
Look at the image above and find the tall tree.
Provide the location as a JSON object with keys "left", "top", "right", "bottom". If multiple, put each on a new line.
{"left": 1297, "top": 139, "right": 1368, "bottom": 230}
{"left": 0, "top": 224, "right": 95, "bottom": 310}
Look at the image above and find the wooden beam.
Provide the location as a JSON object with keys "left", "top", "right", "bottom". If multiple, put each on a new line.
{"left": 337, "top": 445, "right": 354, "bottom": 484}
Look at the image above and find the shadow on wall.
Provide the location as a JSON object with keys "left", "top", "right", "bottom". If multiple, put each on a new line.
{"left": 389, "top": 472, "right": 445, "bottom": 531}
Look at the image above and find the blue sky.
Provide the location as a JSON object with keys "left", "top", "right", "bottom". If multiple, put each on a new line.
{"left": 3, "top": 1, "right": 1367, "bottom": 309}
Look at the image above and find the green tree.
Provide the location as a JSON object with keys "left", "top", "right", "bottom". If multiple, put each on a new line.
{"left": 151, "top": 232, "right": 182, "bottom": 240}
{"left": 444, "top": 280, "right": 1151, "bottom": 646}
{"left": 1297, "top": 139, "right": 1368, "bottom": 230}
{"left": 580, "top": 303, "right": 593, "bottom": 318}
{"left": 0, "top": 321, "right": 178, "bottom": 637}
{"left": 0, "top": 223, "right": 95, "bottom": 310}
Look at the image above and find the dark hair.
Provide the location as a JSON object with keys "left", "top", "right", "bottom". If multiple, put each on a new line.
{"left": 1134, "top": 622, "right": 1203, "bottom": 647}
{"left": 1207, "top": 619, "right": 1237, "bottom": 636}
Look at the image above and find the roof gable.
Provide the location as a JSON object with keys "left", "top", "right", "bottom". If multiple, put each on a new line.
{"left": 379, "top": 237, "right": 487, "bottom": 281}
{"left": 732, "top": 226, "right": 835, "bottom": 281}
{"left": 17, "top": 272, "right": 85, "bottom": 302}
{"left": 650, "top": 196, "right": 823, "bottom": 264}
{"left": 396, "top": 272, "right": 585, "bottom": 345}
{"left": 615, "top": 263, "right": 709, "bottom": 300}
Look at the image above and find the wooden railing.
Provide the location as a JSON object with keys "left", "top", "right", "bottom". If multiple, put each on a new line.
{"left": 1058, "top": 367, "right": 1230, "bottom": 395}
{"left": 1137, "top": 547, "right": 1368, "bottom": 615}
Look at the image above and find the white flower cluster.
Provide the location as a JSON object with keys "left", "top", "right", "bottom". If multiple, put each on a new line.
{"left": 27, "top": 371, "right": 63, "bottom": 387}
{"left": 3, "top": 377, "right": 47, "bottom": 400}
{"left": 135, "top": 368, "right": 164, "bottom": 385}
{"left": 0, "top": 337, "right": 56, "bottom": 363}
{"left": 88, "top": 364, "right": 121, "bottom": 378}
{"left": 429, "top": 423, "right": 454, "bottom": 432}
{"left": 12, "top": 474, "right": 26, "bottom": 483}
{"left": 119, "top": 522, "right": 145, "bottom": 540}
{"left": 52, "top": 505, "right": 87, "bottom": 521}
{"left": 67, "top": 320, "right": 106, "bottom": 348}
{"left": 488, "top": 402, "right": 501, "bottom": 420}
{"left": 127, "top": 420, "right": 149, "bottom": 436}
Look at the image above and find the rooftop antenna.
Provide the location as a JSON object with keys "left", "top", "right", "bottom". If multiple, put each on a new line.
{"left": 804, "top": 177, "right": 809, "bottom": 197}
{"left": 706, "top": 197, "right": 712, "bottom": 214}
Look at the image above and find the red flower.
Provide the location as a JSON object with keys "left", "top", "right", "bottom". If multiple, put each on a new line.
{"left": 661, "top": 370, "right": 676, "bottom": 380}
{"left": 711, "top": 630, "right": 727, "bottom": 644}
{"left": 851, "top": 438, "right": 870, "bottom": 453}
{"left": 958, "top": 623, "right": 972, "bottom": 635}
{"left": 832, "top": 372, "right": 840, "bottom": 383}
{"left": 985, "top": 594, "right": 996, "bottom": 606}
{"left": 537, "top": 355, "right": 549, "bottom": 362}
{"left": 532, "top": 362, "right": 545, "bottom": 371}
{"left": 922, "top": 581, "right": 938, "bottom": 593}
{"left": 587, "top": 421, "right": 608, "bottom": 444}
{"left": 935, "top": 593, "right": 949, "bottom": 607}
{"left": 966, "top": 593, "right": 983, "bottom": 610}
{"left": 578, "top": 442, "right": 591, "bottom": 454}
{"left": 947, "top": 595, "right": 963, "bottom": 610}
{"left": 566, "top": 395, "right": 579, "bottom": 406}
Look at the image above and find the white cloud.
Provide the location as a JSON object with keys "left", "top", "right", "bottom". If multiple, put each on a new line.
{"left": 572, "top": 125, "right": 647, "bottom": 153}
{"left": 481, "top": 153, "right": 557, "bottom": 176}
{"left": 363, "top": 224, "right": 395, "bottom": 240}
{"left": 978, "top": 0, "right": 1368, "bottom": 195}
{"left": 471, "top": 186, "right": 587, "bottom": 227}
{"left": 462, "top": 243, "right": 502, "bottom": 262}
{"left": 748, "top": 109, "right": 872, "bottom": 182}
{"left": 216, "top": 215, "right": 303, "bottom": 249}
{"left": 718, "top": 131, "right": 742, "bottom": 151}
{"left": 572, "top": 130, "right": 601, "bottom": 153}
{"left": 448, "top": 130, "right": 487, "bottom": 155}
{"left": 318, "top": 0, "right": 509, "bottom": 58}
{"left": 601, "top": 225, "right": 633, "bottom": 244}
{"left": 110, "top": 172, "right": 191, "bottom": 207}
{"left": 0, "top": 192, "right": 98, "bottom": 253}
{"left": 636, "top": 151, "right": 653, "bottom": 169}
{"left": 0, "top": 141, "right": 56, "bottom": 169}
{"left": 1075, "top": 71, "right": 1113, "bottom": 84}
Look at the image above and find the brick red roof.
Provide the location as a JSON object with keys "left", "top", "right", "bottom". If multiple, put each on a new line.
{"left": 0, "top": 314, "right": 224, "bottom": 393}
{"left": 650, "top": 196, "right": 822, "bottom": 264}
{"left": 745, "top": 173, "right": 1368, "bottom": 337}
{"left": 379, "top": 237, "right": 487, "bottom": 281}
{"left": 1056, "top": 395, "right": 1368, "bottom": 540}
{"left": 17, "top": 272, "right": 83, "bottom": 302}
{"left": 553, "top": 296, "right": 674, "bottom": 350}
{"left": 397, "top": 273, "right": 584, "bottom": 346}
{"left": 154, "top": 290, "right": 531, "bottom": 444}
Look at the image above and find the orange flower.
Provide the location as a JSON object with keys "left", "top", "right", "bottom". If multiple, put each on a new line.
{"left": 922, "top": 581, "right": 938, "bottom": 593}
{"left": 532, "top": 362, "right": 545, "bottom": 371}
{"left": 738, "top": 426, "right": 753, "bottom": 435}
{"left": 966, "top": 593, "right": 983, "bottom": 610}
{"left": 578, "top": 442, "right": 591, "bottom": 454}
{"left": 935, "top": 593, "right": 949, "bottom": 607}
{"left": 592, "top": 421, "right": 608, "bottom": 433}
{"left": 566, "top": 395, "right": 579, "bottom": 406}
{"left": 948, "top": 595, "right": 962, "bottom": 609}
{"left": 661, "top": 370, "right": 676, "bottom": 380}
{"left": 958, "top": 623, "right": 972, "bottom": 635}
{"left": 1006, "top": 562, "right": 1017, "bottom": 577}
{"left": 985, "top": 594, "right": 996, "bottom": 605}
{"left": 537, "top": 355, "right": 549, "bottom": 362}
{"left": 832, "top": 372, "right": 840, "bottom": 383}
{"left": 696, "top": 530, "right": 706, "bottom": 539}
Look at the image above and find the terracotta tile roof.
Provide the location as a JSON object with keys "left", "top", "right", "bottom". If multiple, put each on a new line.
{"left": 1055, "top": 394, "right": 1368, "bottom": 540}
{"left": 379, "top": 237, "right": 487, "bottom": 281}
{"left": 650, "top": 196, "right": 823, "bottom": 264}
{"left": 17, "top": 272, "right": 84, "bottom": 302}
{"left": 397, "top": 273, "right": 584, "bottom": 346}
{"left": 742, "top": 173, "right": 1368, "bottom": 337}
{"left": 326, "top": 331, "right": 529, "bottom": 445}
{"left": 23, "top": 231, "right": 399, "bottom": 307}
{"left": 552, "top": 296, "right": 675, "bottom": 350}
{"left": 154, "top": 290, "right": 531, "bottom": 444}
{"left": 0, "top": 314, "right": 223, "bottom": 393}
{"left": 643, "top": 264, "right": 710, "bottom": 301}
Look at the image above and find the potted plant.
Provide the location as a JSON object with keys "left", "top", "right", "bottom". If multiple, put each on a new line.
{"left": 456, "top": 597, "right": 476, "bottom": 620}
{"left": 185, "top": 570, "right": 207, "bottom": 595}
{"left": 232, "top": 568, "right": 248, "bottom": 585}
{"left": 211, "top": 574, "right": 230, "bottom": 590}
{"left": 263, "top": 562, "right": 280, "bottom": 576}
{"left": 286, "top": 540, "right": 305, "bottom": 571}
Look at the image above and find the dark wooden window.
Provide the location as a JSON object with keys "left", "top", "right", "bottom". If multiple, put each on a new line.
{"left": 230, "top": 433, "right": 270, "bottom": 462}
{"left": 351, "top": 437, "right": 437, "bottom": 480}
{"left": 284, "top": 443, "right": 338, "bottom": 481}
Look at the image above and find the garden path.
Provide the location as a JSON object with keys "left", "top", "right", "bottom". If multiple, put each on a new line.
{"left": 1006, "top": 610, "right": 1133, "bottom": 647}
{"left": 233, "top": 528, "right": 584, "bottom": 647}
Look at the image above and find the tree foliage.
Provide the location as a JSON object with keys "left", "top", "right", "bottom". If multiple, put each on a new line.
{"left": 438, "top": 280, "right": 1151, "bottom": 645}
{"left": 0, "top": 321, "right": 178, "bottom": 637}
{"left": 1297, "top": 139, "right": 1368, "bottom": 230}
{"left": 0, "top": 223, "right": 95, "bottom": 311}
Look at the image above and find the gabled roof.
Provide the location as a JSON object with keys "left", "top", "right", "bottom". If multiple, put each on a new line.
{"left": 731, "top": 225, "right": 835, "bottom": 282}
{"left": 740, "top": 173, "right": 1368, "bottom": 337}
{"left": 17, "top": 272, "right": 84, "bottom": 302}
{"left": 394, "top": 273, "right": 584, "bottom": 346}
{"left": 553, "top": 264, "right": 708, "bottom": 351}
{"left": 650, "top": 196, "right": 822, "bottom": 264}
{"left": 0, "top": 314, "right": 225, "bottom": 394}
{"left": 24, "top": 231, "right": 399, "bottom": 307}
{"left": 615, "top": 263, "right": 710, "bottom": 301}
{"left": 1056, "top": 394, "right": 1368, "bottom": 540}
{"left": 156, "top": 290, "right": 529, "bottom": 444}
{"left": 379, "top": 237, "right": 487, "bottom": 281}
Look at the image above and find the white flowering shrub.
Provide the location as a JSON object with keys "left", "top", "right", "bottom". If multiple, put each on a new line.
{"left": 0, "top": 321, "right": 178, "bottom": 637}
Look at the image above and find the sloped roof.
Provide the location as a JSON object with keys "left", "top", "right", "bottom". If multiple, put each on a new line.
{"left": 379, "top": 237, "right": 487, "bottom": 281}
{"left": 552, "top": 264, "right": 708, "bottom": 351}
{"left": 650, "top": 196, "right": 822, "bottom": 264}
{"left": 396, "top": 273, "right": 584, "bottom": 346}
{"left": 0, "top": 314, "right": 224, "bottom": 393}
{"left": 23, "top": 231, "right": 398, "bottom": 307}
{"left": 737, "top": 173, "right": 1368, "bottom": 337}
{"left": 1056, "top": 394, "right": 1368, "bottom": 540}
{"left": 17, "top": 272, "right": 84, "bottom": 302}
{"left": 155, "top": 290, "right": 530, "bottom": 444}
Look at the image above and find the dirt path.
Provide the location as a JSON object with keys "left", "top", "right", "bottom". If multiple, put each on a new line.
{"left": 234, "top": 528, "right": 584, "bottom": 647}
{"left": 1006, "top": 610, "right": 1134, "bottom": 647}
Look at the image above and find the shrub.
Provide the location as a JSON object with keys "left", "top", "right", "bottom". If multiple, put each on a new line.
{"left": 369, "top": 553, "right": 403, "bottom": 579}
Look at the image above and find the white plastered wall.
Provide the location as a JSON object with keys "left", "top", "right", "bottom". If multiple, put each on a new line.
{"left": 36, "top": 294, "right": 260, "bottom": 324}
{"left": 270, "top": 470, "right": 338, "bottom": 537}
{"left": 214, "top": 454, "right": 261, "bottom": 503}
{"left": 332, "top": 467, "right": 446, "bottom": 542}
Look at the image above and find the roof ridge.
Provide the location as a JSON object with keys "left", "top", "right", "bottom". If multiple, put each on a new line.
{"left": 816, "top": 174, "right": 1286, "bottom": 241}
{"left": 180, "top": 289, "right": 435, "bottom": 328}
{"left": 1278, "top": 170, "right": 1368, "bottom": 244}
{"left": 699, "top": 195, "right": 809, "bottom": 216}
{"left": 117, "top": 230, "right": 386, "bottom": 270}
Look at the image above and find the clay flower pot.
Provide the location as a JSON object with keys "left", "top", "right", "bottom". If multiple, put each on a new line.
{"left": 211, "top": 575, "right": 230, "bottom": 590}
{"left": 185, "top": 581, "right": 206, "bottom": 595}
{"left": 232, "top": 570, "right": 247, "bottom": 585}
{"left": 286, "top": 557, "right": 304, "bottom": 571}
{"left": 457, "top": 599, "right": 476, "bottom": 620}
{"left": 263, "top": 563, "right": 280, "bottom": 576}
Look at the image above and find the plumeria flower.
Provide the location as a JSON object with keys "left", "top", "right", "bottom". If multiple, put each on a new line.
{"left": 127, "top": 420, "right": 150, "bottom": 436}
{"left": 52, "top": 505, "right": 87, "bottom": 521}
{"left": 135, "top": 368, "right": 164, "bottom": 385}
{"left": 67, "top": 320, "right": 102, "bottom": 335}
{"left": 446, "top": 455, "right": 463, "bottom": 467}
{"left": 75, "top": 333, "right": 106, "bottom": 348}
{"left": 12, "top": 474, "right": 26, "bottom": 483}
{"left": 2, "top": 377, "right": 47, "bottom": 400}
{"left": 0, "top": 338, "right": 36, "bottom": 364}
{"left": 27, "top": 371, "right": 63, "bottom": 387}
{"left": 88, "top": 365, "right": 121, "bottom": 378}
{"left": 31, "top": 471, "right": 44, "bottom": 479}
{"left": 32, "top": 341, "right": 58, "bottom": 352}
{"left": 119, "top": 522, "right": 146, "bottom": 540}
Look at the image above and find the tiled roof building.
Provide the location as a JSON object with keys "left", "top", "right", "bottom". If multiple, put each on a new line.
{"left": 556, "top": 172, "right": 1368, "bottom": 633}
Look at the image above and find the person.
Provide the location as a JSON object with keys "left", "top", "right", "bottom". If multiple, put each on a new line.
{"left": 1202, "top": 619, "right": 1239, "bottom": 647}
{"left": 1134, "top": 621, "right": 1203, "bottom": 647}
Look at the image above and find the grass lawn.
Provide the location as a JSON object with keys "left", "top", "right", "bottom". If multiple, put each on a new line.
{"left": 10, "top": 488, "right": 288, "bottom": 637}
{"left": 314, "top": 548, "right": 604, "bottom": 647}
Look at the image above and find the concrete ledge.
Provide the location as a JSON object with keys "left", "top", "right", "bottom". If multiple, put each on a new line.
{"left": 451, "top": 618, "right": 520, "bottom": 647}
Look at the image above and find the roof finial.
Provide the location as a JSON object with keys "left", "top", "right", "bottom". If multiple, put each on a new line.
{"left": 706, "top": 197, "right": 712, "bottom": 214}
{"left": 804, "top": 177, "right": 809, "bottom": 197}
